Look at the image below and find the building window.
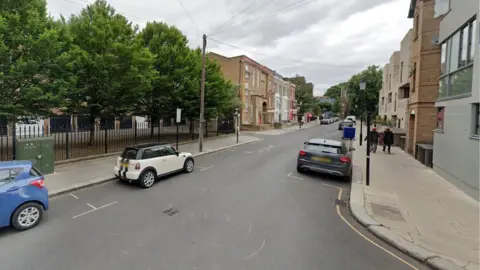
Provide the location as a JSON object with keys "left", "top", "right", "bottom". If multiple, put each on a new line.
{"left": 414, "top": 14, "right": 419, "bottom": 39}
{"left": 245, "top": 64, "right": 249, "bottom": 72}
{"left": 468, "top": 19, "right": 476, "bottom": 63}
{"left": 381, "top": 97, "right": 385, "bottom": 105}
{"left": 388, "top": 93, "right": 392, "bottom": 103}
{"left": 474, "top": 103, "right": 480, "bottom": 135}
{"left": 245, "top": 72, "right": 249, "bottom": 79}
{"left": 394, "top": 93, "right": 397, "bottom": 112}
{"left": 436, "top": 107, "right": 444, "bottom": 130}
{"left": 434, "top": 0, "right": 450, "bottom": 18}
{"left": 441, "top": 43, "right": 447, "bottom": 74}
{"left": 245, "top": 82, "right": 249, "bottom": 90}
{"left": 411, "top": 63, "right": 417, "bottom": 92}
{"left": 389, "top": 74, "right": 392, "bottom": 89}
{"left": 438, "top": 18, "right": 476, "bottom": 99}
{"left": 400, "top": 61, "right": 403, "bottom": 81}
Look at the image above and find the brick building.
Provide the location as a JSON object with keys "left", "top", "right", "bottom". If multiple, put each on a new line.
{"left": 208, "top": 52, "right": 274, "bottom": 127}
{"left": 406, "top": 0, "right": 442, "bottom": 154}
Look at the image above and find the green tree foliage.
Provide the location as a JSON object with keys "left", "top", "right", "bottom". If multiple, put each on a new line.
{"left": 346, "top": 65, "right": 383, "bottom": 116}
{"left": 313, "top": 106, "right": 322, "bottom": 116}
{"left": 284, "top": 76, "right": 314, "bottom": 115}
{"left": 137, "top": 21, "right": 192, "bottom": 136}
{"left": 317, "top": 102, "right": 332, "bottom": 112}
{"left": 332, "top": 99, "right": 341, "bottom": 114}
{"left": 0, "top": 0, "right": 69, "bottom": 122}
{"left": 61, "top": 0, "right": 156, "bottom": 142}
{"left": 324, "top": 82, "right": 347, "bottom": 100}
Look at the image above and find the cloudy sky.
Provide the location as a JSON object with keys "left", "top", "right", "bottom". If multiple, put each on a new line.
{"left": 46, "top": 0, "right": 413, "bottom": 96}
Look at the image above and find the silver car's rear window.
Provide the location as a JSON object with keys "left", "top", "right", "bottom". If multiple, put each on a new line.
{"left": 306, "top": 143, "right": 342, "bottom": 154}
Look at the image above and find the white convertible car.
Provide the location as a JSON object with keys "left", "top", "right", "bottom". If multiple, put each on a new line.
{"left": 114, "top": 143, "right": 195, "bottom": 188}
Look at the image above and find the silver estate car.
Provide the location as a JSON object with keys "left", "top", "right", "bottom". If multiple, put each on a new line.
{"left": 297, "top": 138, "right": 354, "bottom": 181}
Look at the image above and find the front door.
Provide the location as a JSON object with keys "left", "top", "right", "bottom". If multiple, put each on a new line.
{"left": 0, "top": 168, "right": 26, "bottom": 227}
{"left": 162, "top": 146, "right": 183, "bottom": 171}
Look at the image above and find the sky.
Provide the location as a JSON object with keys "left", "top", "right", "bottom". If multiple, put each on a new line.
{"left": 46, "top": 0, "right": 413, "bottom": 96}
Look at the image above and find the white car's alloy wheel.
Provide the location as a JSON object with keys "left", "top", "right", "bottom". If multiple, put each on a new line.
{"left": 185, "top": 159, "right": 194, "bottom": 173}
{"left": 142, "top": 171, "right": 155, "bottom": 188}
{"left": 18, "top": 207, "right": 40, "bottom": 228}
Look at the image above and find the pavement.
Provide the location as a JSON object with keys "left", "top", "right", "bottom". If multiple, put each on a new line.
{"left": 0, "top": 122, "right": 430, "bottom": 270}
{"left": 350, "top": 127, "right": 479, "bottom": 270}
{"left": 46, "top": 134, "right": 261, "bottom": 197}
{"left": 243, "top": 120, "right": 318, "bottom": 135}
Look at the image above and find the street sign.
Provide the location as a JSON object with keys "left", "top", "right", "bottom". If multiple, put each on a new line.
{"left": 176, "top": 108, "right": 181, "bottom": 123}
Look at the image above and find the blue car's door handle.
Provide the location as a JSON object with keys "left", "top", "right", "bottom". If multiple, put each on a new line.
{"left": 7, "top": 186, "right": 20, "bottom": 192}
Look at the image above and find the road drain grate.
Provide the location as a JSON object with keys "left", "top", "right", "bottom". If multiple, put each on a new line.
{"left": 335, "top": 199, "right": 347, "bottom": 207}
{"left": 162, "top": 208, "right": 179, "bottom": 216}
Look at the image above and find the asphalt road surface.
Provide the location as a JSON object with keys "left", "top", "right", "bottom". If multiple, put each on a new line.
{"left": 0, "top": 123, "right": 430, "bottom": 270}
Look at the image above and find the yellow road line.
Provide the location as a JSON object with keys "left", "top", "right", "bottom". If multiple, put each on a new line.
{"left": 322, "top": 184, "right": 419, "bottom": 270}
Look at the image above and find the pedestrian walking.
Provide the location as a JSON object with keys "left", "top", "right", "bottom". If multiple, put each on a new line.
{"left": 382, "top": 128, "right": 394, "bottom": 154}
{"left": 365, "top": 127, "right": 379, "bottom": 153}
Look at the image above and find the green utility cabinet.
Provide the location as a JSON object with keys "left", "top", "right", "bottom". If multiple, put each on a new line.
{"left": 16, "top": 137, "right": 54, "bottom": 175}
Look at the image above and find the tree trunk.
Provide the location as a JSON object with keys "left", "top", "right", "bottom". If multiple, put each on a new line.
{"left": 149, "top": 115, "right": 155, "bottom": 138}
{"left": 88, "top": 115, "right": 95, "bottom": 146}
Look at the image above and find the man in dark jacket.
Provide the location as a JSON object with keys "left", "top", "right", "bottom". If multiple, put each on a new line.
{"left": 382, "top": 128, "right": 394, "bottom": 154}
{"left": 364, "top": 127, "right": 380, "bottom": 153}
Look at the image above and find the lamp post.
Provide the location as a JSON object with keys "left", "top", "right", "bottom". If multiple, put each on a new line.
{"left": 359, "top": 81, "right": 366, "bottom": 146}
{"left": 235, "top": 108, "right": 239, "bottom": 143}
{"left": 359, "top": 80, "right": 371, "bottom": 186}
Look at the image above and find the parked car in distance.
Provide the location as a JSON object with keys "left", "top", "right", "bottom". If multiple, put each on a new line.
{"left": 297, "top": 138, "right": 354, "bottom": 181}
{"left": 338, "top": 120, "right": 354, "bottom": 130}
{"left": 346, "top": 115, "right": 356, "bottom": 124}
{"left": 0, "top": 161, "right": 49, "bottom": 231}
{"left": 320, "top": 118, "right": 330, "bottom": 125}
{"left": 114, "top": 143, "right": 195, "bottom": 188}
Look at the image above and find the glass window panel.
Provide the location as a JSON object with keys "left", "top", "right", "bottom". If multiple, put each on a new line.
{"left": 469, "top": 19, "right": 476, "bottom": 62}
{"left": 460, "top": 25, "right": 469, "bottom": 67}
{"left": 439, "top": 76, "right": 449, "bottom": 98}
{"left": 441, "top": 43, "right": 447, "bottom": 74}
{"left": 449, "top": 66, "right": 473, "bottom": 96}
{"left": 449, "top": 32, "right": 460, "bottom": 71}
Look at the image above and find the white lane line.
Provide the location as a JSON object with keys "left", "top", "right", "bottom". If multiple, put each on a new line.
{"left": 72, "top": 201, "right": 118, "bottom": 219}
{"left": 322, "top": 185, "right": 419, "bottom": 270}
{"left": 200, "top": 165, "right": 214, "bottom": 172}
{"left": 287, "top": 172, "right": 304, "bottom": 180}
{"left": 86, "top": 203, "right": 97, "bottom": 210}
{"left": 244, "top": 219, "right": 252, "bottom": 238}
{"left": 69, "top": 193, "right": 79, "bottom": 199}
{"left": 244, "top": 240, "right": 266, "bottom": 260}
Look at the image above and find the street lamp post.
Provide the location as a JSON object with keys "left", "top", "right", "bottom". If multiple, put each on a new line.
{"left": 359, "top": 81, "right": 366, "bottom": 146}
{"left": 235, "top": 108, "right": 239, "bottom": 143}
{"left": 359, "top": 80, "right": 371, "bottom": 186}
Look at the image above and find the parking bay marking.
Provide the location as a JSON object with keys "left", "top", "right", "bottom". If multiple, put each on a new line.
{"left": 287, "top": 172, "right": 304, "bottom": 180}
{"left": 199, "top": 165, "right": 214, "bottom": 172}
{"left": 72, "top": 201, "right": 118, "bottom": 219}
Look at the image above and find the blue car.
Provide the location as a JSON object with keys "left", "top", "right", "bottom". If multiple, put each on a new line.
{"left": 0, "top": 161, "right": 49, "bottom": 231}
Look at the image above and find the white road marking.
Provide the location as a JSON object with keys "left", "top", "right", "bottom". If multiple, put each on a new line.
{"left": 200, "top": 165, "right": 214, "bottom": 172}
{"left": 69, "top": 193, "right": 79, "bottom": 199}
{"left": 322, "top": 185, "right": 419, "bottom": 270}
{"left": 244, "top": 240, "right": 266, "bottom": 260}
{"left": 72, "top": 201, "right": 118, "bottom": 219}
{"left": 287, "top": 172, "right": 304, "bottom": 180}
{"left": 86, "top": 203, "right": 97, "bottom": 210}
{"left": 244, "top": 219, "right": 252, "bottom": 238}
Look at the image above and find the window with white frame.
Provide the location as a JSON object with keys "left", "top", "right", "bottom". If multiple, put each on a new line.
{"left": 436, "top": 107, "right": 445, "bottom": 130}
{"left": 438, "top": 17, "right": 476, "bottom": 99}
{"left": 434, "top": 0, "right": 450, "bottom": 18}
{"left": 245, "top": 82, "right": 249, "bottom": 90}
{"left": 474, "top": 103, "right": 480, "bottom": 136}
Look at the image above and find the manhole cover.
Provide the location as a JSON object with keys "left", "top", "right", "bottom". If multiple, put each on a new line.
{"left": 370, "top": 203, "right": 405, "bottom": 222}
{"left": 162, "top": 207, "right": 179, "bottom": 216}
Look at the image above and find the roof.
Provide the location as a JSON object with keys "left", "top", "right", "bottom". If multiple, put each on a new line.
{"left": 130, "top": 142, "right": 169, "bottom": 149}
{"left": 408, "top": 0, "right": 416, "bottom": 18}
{"left": 0, "top": 160, "right": 32, "bottom": 169}
{"left": 308, "top": 138, "right": 342, "bottom": 147}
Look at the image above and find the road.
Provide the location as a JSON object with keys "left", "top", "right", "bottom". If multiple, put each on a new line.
{"left": 0, "top": 123, "right": 429, "bottom": 270}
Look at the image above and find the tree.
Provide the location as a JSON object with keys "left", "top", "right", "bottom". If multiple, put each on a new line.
{"left": 61, "top": 0, "right": 156, "bottom": 143}
{"left": 346, "top": 65, "right": 383, "bottom": 116}
{"left": 317, "top": 102, "right": 332, "bottom": 112}
{"left": 0, "top": 0, "right": 69, "bottom": 122}
{"left": 313, "top": 106, "right": 322, "bottom": 116}
{"left": 332, "top": 99, "right": 341, "bottom": 114}
{"left": 284, "top": 76, "right": 315, "bottom": 115}
{"left": 137, "top": 21, "right": 192, "bottom": 137}
{"left": 324, "top": 82, "right": 347, "bottom": 100}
